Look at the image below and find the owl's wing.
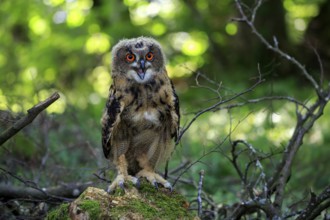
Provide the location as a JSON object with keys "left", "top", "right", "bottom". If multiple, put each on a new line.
{"left": 171, "top": 81, "right": 180, "bottom": 141}
{"left": 101, "top": 85, "right": 121, "bottom": 158}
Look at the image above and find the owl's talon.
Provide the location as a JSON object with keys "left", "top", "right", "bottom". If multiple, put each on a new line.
{"left": 135, "top": 178, "right": 140, "bottom": 188}
{"left": 106, "top": 187, "right": 113, "bottom": 194}
{"left": 107, "top": 174, "right": 139, "bottom": 192}
{"left": 136, "top": 169, "right": 172, "bottom": 191}
{"left": 119, "top": 181, "right": 125, "bottom": 190}
{"left": 152, "top": 180, "right": 158, "bottom": 189}
{"left": 131, "top": 177, "right": 139, "bottom": 185}
{"left": 164, "top": 182, "right": 173, "bottom": 192}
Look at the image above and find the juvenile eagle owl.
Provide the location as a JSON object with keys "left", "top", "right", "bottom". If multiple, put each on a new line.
{"left": 101, "top": 37, "right": 180, "bottom": 192}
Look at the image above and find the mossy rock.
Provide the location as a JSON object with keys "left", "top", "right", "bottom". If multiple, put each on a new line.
{"left": 47, "top": 180, "right": 197, "bottom": 220}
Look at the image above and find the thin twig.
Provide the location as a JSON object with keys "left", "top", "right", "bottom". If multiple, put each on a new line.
{"left": 215, "top": 96, "right": 310, "bottom": 111}
{"left": 234, "top": 0, "right": 321, "bottom": 94}
{"left": 312, "top": 47, "right": 324, "bottom": 87}
{"left": 176, "top": 78, "right": 264, "bottom": 145}
{"left": 173, "top": 111, "right": 251, "bottom": 187}
{"left": 233, "top": 1, "right": 330, "bottom": 217}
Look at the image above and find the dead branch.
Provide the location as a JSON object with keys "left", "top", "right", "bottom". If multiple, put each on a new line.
{"left": 296, "top": 185, "right": 330, "bottom": 220}
{"left": 0, "top": 182, "right": 94, "bottom": 201}
{"left": 234, "top": 0, "right": 322, "bottom": 95}
{"left": 0, "top": 92, "right": 60, "bottom": 146}
{"left": 0, "top": 167, "right": 93, "bottom": 202}
{"left": 224, "top": 0, "right": 330, "bottom": 218}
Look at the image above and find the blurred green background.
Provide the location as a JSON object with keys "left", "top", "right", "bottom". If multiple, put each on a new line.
{"left": 0, "top": 0, "right": 329, "bottom": 212}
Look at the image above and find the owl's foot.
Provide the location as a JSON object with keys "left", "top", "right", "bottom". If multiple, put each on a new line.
{"left": 136, "top": 169, "right": 172, "bottom": 191}
{"left": 107, "top": 174, "right": 139, "bottom": 193}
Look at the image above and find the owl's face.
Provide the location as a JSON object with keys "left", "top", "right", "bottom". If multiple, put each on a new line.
{"left": 111, "top": 37, "right": 165, "bottom": 84}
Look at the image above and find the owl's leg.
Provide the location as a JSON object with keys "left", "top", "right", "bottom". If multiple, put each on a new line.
{"left": 135, "top": 154, "right": 172, "bottom": 191}
{"left": 107, "top": 154, "right": 139, "bottom": 193}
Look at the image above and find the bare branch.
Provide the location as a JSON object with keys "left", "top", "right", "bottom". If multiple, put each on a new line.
{"left": 173, "top": 110, "right": 252, "bottom": 187}
{"left": 234, "top": 0, "right": 322, "bottom": 94}
{"left": 215, "top": 96, "right": 310, "bottom": 111}
{"left": 0, "top": 167, "right": 90, "bottom": 202}
{"left": 176, "top": 78, "right": 264, "bottom": 144}
{"left": 0, "top": 92, "right": 60, "bottom": 146}
{"left": 0, "top": 182, "right": 93, "bottom": 201}
{"left": 232, "top": 1, "right": 330, "bottom": 217}
{"left": 296, "top": 185, "right": 330, "bottom": 220}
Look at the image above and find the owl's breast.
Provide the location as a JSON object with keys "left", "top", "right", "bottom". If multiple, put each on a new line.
{"left": 131, "top": 109, "right": 161, "bottom": 126}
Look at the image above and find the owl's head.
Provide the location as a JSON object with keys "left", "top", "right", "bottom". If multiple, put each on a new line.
{"left": 111, "top": 37, "right": 166, "bottom": 83}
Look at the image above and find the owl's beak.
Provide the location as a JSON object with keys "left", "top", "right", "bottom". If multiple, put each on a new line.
{"left": 137, "top": 59, "right": 146, "bottom": 80}
{"left": 137, "top": 68, "right": 145, "bottom": 80}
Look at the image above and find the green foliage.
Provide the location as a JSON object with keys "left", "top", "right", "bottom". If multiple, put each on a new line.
{"left": 1, "top": 0, "right": 325, "bottom": 113}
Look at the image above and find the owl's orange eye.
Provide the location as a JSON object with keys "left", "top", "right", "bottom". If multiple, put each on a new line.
{"left": 126, "top": 54, "right": 135, "bottom": 62}
{"left": 146, "top": 52, "right": 154, "bottom": 61}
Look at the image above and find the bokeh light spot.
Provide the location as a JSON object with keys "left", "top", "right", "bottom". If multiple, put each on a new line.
{"left": 89, "top": 66, "right": 111, "bottom": 97}
{"left": 294, "top": 18, "right": 306, "bottom": 31}
{"left": 225, "top": 23, "right": 238, "bottom": 36}
{"left": 85, "top": 33, "right": 111, "bottom": 54}
{"left": 150, "top": 23, "right": 166, "bottom": 36}
{"left": 180, "top": 32, "right": 209, "bottom": 56}
{"left": 29, "top": 16, "right": 49, "bottom": 35}
{"left": 66, "top": 10, "right": 85, "bottom": 27}
{"left": 43, "top": 0, "right": 64, "bottom": 7}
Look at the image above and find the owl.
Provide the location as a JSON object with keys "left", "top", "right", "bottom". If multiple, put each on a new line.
{"left": 101, "top": 37, "right": 180, "bottom": 192}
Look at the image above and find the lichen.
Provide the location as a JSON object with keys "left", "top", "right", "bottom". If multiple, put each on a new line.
{"left": 46, "top": 203, "right": 70, "bottom": 220}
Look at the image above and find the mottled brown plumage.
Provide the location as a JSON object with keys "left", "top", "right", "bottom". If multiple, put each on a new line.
{"left": 101, "top": 37, "right": 180, "bottom": 192}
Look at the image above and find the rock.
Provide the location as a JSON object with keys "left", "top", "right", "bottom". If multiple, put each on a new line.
{"left": 47, "top": 180, "right": 197, "bottom": 220}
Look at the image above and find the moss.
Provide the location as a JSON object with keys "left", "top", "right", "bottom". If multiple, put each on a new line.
{"left": 110, "top": 180, "right": 195, "bottom": 219}
{"left": 46, "top": 203, "right": 70, "bottom": 220}
{"left": 47, "top": 185, "right": 195, "bottom": 220}
{"left": 139, "top": 181, "right": 193, "bottom": 219}
{"left": 79, "top": 200, "right": 101, "bottom": 219}
{"left": 111, "top": 198, "right": 158, "bottom": 219}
